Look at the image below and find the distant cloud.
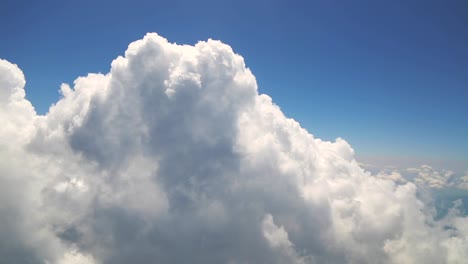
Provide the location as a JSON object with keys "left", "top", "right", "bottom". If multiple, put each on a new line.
{"left": 0, "top": 33, "right": 467, "bottom": 263}
{"left": 459, "top": 174, "right": 468, "bottom": 190}
{"left": 408, "top": 165, "right": 456, "bottom": 189}
{"left": 375, "top": 164, "right": 467, "bottom": 190}
{"left": 377, "top": 170, "right": 407, "bottom": 184}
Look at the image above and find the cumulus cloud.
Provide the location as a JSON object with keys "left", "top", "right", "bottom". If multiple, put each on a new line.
{"left": 1, "top": 33, "right": 467, "bottom": 263}
{"left": 376, "top": 170, "right": 407, "bottom": 184}
{"left": 376, "top": 164, "right": 468, "bottom": 191}
{"left": 459, "top": 174, "right": 468, "bottom": 190}
{"left": 408, "top": 165, "right": 456, "bottom": 189}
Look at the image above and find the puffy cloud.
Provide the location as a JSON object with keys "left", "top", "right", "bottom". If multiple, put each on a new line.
{"left": 0, "top": 33, "right": 467, "bottom": 263}
{"left": 459, "top": 173, "right": 468, "bottom": 190}
{"left": 376, "top": 170, "right": 407, "bottom": 184}
{"left": 376, "top": 164, "right": 467, "bottom": 190}
{"left": 408, "top": 165, "right": 456, "bottom": 189}
{"left": 262, "top": 214, "right": 308, "bottom": 264}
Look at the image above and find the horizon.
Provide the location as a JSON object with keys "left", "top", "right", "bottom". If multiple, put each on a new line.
{"left": 2, "top": 0, "right": 467, "bottom": 172}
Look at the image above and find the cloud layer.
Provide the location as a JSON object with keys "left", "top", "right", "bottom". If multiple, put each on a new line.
{"left": 1, "top": 33, "right": 467, "bottom": 263}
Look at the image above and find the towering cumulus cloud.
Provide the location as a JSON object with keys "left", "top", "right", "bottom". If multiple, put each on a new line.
{"left": 0, "top": 33, "right": 467, "bottom": 263}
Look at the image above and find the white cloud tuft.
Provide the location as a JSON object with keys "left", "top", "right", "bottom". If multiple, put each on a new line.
{"left": 262, "top": 214, "right": 307, "bottom": 263}
{"left": 376, "top": 164, "right": 468, "bottom": 191}
{"left": 377, "top": 170, "right": 407, "bottom": 184}
{"left": 408, "top": 165, "right": 456, "bottom": 189}
{"left": 0, "top": 33, "right": 467, "bottom": 263}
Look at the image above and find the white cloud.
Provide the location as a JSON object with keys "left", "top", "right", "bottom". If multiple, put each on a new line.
{"left": 459, "top": 173, "right": 468, "bottom": 190}
{"left": 377, "top": 170, "right": 407, "bottom": 184}
{"left": 262, "top": 214, "right": 307, "bottom": 263}
{"left": 0, "top": 33, "right": 467, "bottom": 263}
{"left": 56, "top": 249, "right": 96, "bottom": 264}
{"left": 408, "top": 165, "right": 455, "bottom": 189}
{"left": 375, "top": 164, "right": 468, "bottom": 191}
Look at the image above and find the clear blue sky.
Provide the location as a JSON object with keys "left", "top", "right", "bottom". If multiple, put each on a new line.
{"left": 1, "top": 0, "right": 467, "bottom": 169}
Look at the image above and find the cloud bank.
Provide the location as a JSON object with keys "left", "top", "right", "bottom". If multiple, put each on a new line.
{"left": 1, "top": 33, "right": 467, "bottom": 263}
{"left": 376, "top": 165, "right": 468, "bottom": 190}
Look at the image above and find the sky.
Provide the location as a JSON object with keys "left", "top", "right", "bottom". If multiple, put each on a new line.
{"left": 1, "top": 1, "right": 468, "bottom": 263}
{"left": 1, "top": 0, "right": 467, "bottom": 170}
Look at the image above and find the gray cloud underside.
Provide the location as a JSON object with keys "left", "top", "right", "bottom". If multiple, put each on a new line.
{"left": 0, "top": 33, "right": 467, "bottom": 264}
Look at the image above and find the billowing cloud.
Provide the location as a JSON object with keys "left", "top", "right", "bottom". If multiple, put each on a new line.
{"left": 1, "top": 33, "right": 467, "bottom": 263}
{"left": 407, "top": 165, "right": 456, "bottom": 189}
{"left": 376, "top": 170, "right": 407, "bottom": 184}
{"left": 459, "top": 174, "right": 468, "bottom": 190}
{"left": 377, "top": 164, "right": 468, "bottom": 190}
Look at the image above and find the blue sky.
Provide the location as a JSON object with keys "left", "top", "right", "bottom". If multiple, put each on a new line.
{"left": 1, "top": 0, "right": 467, "bottom": 170}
